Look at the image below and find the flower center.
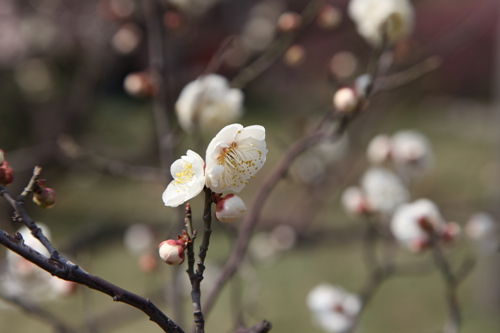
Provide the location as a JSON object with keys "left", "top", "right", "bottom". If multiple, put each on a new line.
{"left": 175, "top": 163, "right": 194, "bottom": 184}
{"left": 217, "top": 142, "right": 239, "bottom": 166}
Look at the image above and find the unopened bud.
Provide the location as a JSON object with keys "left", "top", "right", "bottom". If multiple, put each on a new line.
{"left": 158, "top": 239, "right": 185, "bottom": 265}
{"left": 216, "top": 194, "right": 247, "bottom": 223}
{"left": 333, "top": 87, "right": 358, "bottom": 113}
{"left": 442, "top": 222, "right": 461, "bottom": 243}
{"left": 316, "top": 4, "right": 342, "bottom": 30}
{"left": 367, "top": 134, "right": 392, "bottom": 164}
{"left": 341, "top": 186, "right": 370, "bottom": 216}
{"left": 283, "top": 45, "right": 305, "bottom": 67}
{"left": 33, "top": 180, "right": 56, "bottom": 208}
{"left": 0, "top": 161, "right": 14, "bottom": 186}
{"left": 277, "top": 12, "right": 302, "bottom": 32}
{"left": 124, "top": 71, "right": 156, "bottom": 98}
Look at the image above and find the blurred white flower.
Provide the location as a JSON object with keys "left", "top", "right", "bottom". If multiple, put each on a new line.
{"left": 215, "top": 194, "right": 247, "bottom": 223}
{"left": 390, "top": 199, "right": 446, "bottom": 252}
{"left": 366, "top": 134, "right": 392, "bottom": 164}
{"left": 205, "top": 124, "right": 267, "bottom": 193}
{"left": 162, "top": 150, "right": 205, "bottom": 207}
{"left": 348, "top": 0, "right": 414, "bottom": 45}
{"left": 175, "top": 74, "right": 243, "bottom": 132}
{"left": 333, "top": 87, "right": 358, "bottom": 113}
{"left": 466, "top": 213, "right": 499, "bottom": 254}
{"left": 307, "top": 284, "right": 361, "bottom": 333}
{"left": 361, "top": 167, "right": 409, "bottom": 216}
{"left": 341, "top": 186, "right": 369, "bottom": 216}
{"left": 391, "top": 130, "right": 433, "bottom": 178}
{"left": 240, "top": 1, "right": 281, "bottom": 52}
{"left": 2, "top": 224, "right": 75, "bottom": 300}
{"left": 123, "top": 224, "right": 155, "bottom": 255}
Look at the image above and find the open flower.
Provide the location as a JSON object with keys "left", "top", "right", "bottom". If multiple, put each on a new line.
{"left": 205, "top": 124, "right": 267, "bottom": 193}
{"left": 391, "top": 130, "right": 433, "bottom": 178}
{"left": 162, "top": 150, "right": 205, "bottom": 207}
{"left": 391, "top": 199, "right": 448, "bottom": 252}
{"left": 348, "top": 0, "right": 414, "bottom": 45}
{"left": 175, "top": 74, "right": 243, "bottom": 132}
{"left": 307, "top": 284, "right": 361, "bottom": 333}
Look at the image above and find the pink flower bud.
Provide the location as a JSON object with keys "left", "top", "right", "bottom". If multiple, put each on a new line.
{"left": 277, "top": 12, "right": 302, "bottom": 32}
{"left": 158, "top": 239, "right": 185, "bottom": 265}
{"left": 33, "top": 180, "right": 56, "bottom": 208}
{"left": 333, "top": 87, "right": 358, "bottom": 113}
{"left": 215, "top": 194, "right": 247, "bottom": 223}
{"left": 0, "top": 161, "right": 14, "bottom": 186}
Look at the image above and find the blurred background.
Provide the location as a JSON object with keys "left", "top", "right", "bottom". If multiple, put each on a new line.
{"left": 0, "top": 0, "right": 500, "bottom": 332}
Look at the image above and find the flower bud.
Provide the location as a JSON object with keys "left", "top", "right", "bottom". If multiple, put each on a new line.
{"left": 33, "top": 180, "right": 56, "bottom": 208}
{"left": 283, "top": 45, "right": 305, "bottom": 67}
{"left": 316, "top": 4, "right": 342, "bottom": 30}
{"left": 215, "top": 194, "right": 247, "bottom": 223}
{"left": 124, "top": 71, "right": 156, "bottom": 98}
{"left": 277, "top": 12, "right": 302, "bottom": 32}
{"left": 0, "top": 161, "right": 14, "bottom": 186}
{"left": 158, "top": 239, "right": 185, "bottom": 265}
{"left": 333, "top": 87, "right": 358, "bottom": 113}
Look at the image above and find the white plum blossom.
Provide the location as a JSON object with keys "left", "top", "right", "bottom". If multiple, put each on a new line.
{"left": 307, "top": 284, "right": 361, "bottom": 333}
{"left": 361, "top": 167, "right": 409, "bottom": 216}
{"left": 175, "top": 74, "right": 243, "bottom": 132}
{"left": 162, "top": 150, "right": 205, "bottom": 207}
{"left": 348, "top": 0, "right": 414, "bottom": 45}
{"left": 466, "top": 213, "right": 499, "bottom": 254}
{"left": 391, "top": 130, "right": 433, "bottom": 178}
{"left": 205, "top": 124, "right": 268, "bottom": 193}
{"left": 391, "top": 199, "right": 447, "bottom": 252}
{"left": 215, "top": 194, "right": 247, "bottom": 223}
{"left": 366, "top": 134, "right": 392, "bottom": 164}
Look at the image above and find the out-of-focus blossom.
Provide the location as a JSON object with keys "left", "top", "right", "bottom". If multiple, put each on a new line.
{"left": 175, "top": 74, "right": 243, "bottom": 132}
{"left": 205, "top": 124, "right": 267, "bottom": 194}
{"left": 329, "top": 51, "right": 358, "bottom": 79}
{"left": 139, "top": 252, "right": 159, "bottom": 273}
{"left": 348, "top": 0, "right": 414, "bottom": 45}
{"left": 366, "top": 134, "right": 392, "bottom": 164}
{"left": 333, "top": 87, "right": 358, "bottom": 113}
{"left": 361, "top": 167, "right": 409, "bottom": 216}
{"left": 316, "top": 4, "right": 342, "bottom": 30}
{"left": 124, "top": 71, "right": 156, "bottom": 98}
{"left": 307, "top": 284, "right": 361, "bottom": 333}
{"left": 466, "top": 213, "right": 499, "bottom": 254}
{"left": 249, "top": 225, "right": 297, "bottom": 262}
{"left": 215, "top": 194, "right": 247, "bottom": 223}
{"left": 240, "top": 1, "right": 281, "bottom": 53}
{"left": 32, "top": 179, "right": 56, "bottom": 209}
{"left": 270, "top": 224, "right": 297, "bottom": 252}
{"left": 14, "top": 59, "right": 54, "bottom": 100}
{"left": 341, "top": 186, "right": 369, "bottom": 216}
{"left": 283, "top": 45, "right": 305, "bottom": 67}
{"left": 391, "top": 130, "right": 433, "bottom": 178}
{"left": 111, "top": 23, "right": 142, "bottom": 55}
{"left": 108, "top": 0, "right": 136, "bottom": 19}
{"left": 277, "top": 11, "right": 302, "bottom": 32}
{"left": 391, "top": 199, "right": 458, "bottom": 252}
{"left": 162, "top": 150, "right": 205, "bottom": 207}
{"left": 2, "top": 225, "right": 75, "bottom": 300}
{"left": 0, "top": 161, "right": 14, "bottom": 186}
{"left": 123, "top": 224, "right": 155, "bottom": 255}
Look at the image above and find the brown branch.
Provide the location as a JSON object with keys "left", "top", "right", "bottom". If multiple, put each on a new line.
{"left": 0, "top": 291, "right": 76, "bottom": 333}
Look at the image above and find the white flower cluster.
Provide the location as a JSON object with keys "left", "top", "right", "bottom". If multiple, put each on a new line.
{"left": 348, "top": 0, "right": 414, "bottom": 45}
{"left": 307, "top": 284, "right": 361, "bottom": 333}
{"left": 176, "top": 74, "right": 243, "bottom": 132}
{"left": 391, "top": 199, "right": 460, "bottom": 252}
{"left": 367, "top": 130, "right": 433, "bottom": 179}
{"left": 1, "top": 225, "right": 75, "bottom": 301}
{"left": 162, "top": 123, "right": 268, "bottom": 222}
